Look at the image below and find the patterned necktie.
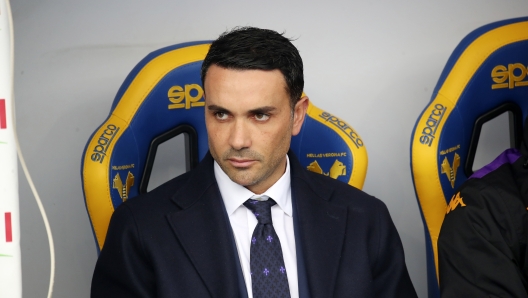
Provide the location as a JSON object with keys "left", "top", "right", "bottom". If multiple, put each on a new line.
{"left": 244, "top": 198, "right": 291, "bottom": 298}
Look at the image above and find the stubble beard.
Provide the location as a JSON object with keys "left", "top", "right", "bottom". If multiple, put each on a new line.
{"left": 212, "top": 144, "right": 288, "bottom": 190}
{"left": 218, "top": 148, "right": 266, "bottom": 187}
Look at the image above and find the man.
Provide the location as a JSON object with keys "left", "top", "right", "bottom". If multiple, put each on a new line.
{"left": 439, "top": 118, "right": 528, "bottom": 297}
{"left": 91, "top": 27, "right": 417, "bottom": 297}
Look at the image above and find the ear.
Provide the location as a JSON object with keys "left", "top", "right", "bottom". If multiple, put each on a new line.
{"left": 291, "top": 96, "right": 309, "bottom": 136}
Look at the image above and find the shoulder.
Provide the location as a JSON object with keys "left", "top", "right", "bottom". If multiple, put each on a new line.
{"left": 125, "top": 170, "right": 192, "bottom": 207}
{"left": 299, "top": 169, "right": 388, "bottom": 214}
{"left": 122, "top": 152, "right": 218, "bottom": 212}
{"left": 115, "top": 166, "right": 210, "bottom": 223}
{"left": 448, "top": 162, "right": 522, "bottom": 215}
{"left": 440, "top": 159, "right": 527, "bottom": 243}
{"left": 453, "top": 149, "right": 527, "bottom": 210}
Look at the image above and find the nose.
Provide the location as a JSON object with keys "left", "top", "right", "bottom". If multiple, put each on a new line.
{"left": 229, "top": 119, "right": 251, "bottom": 150}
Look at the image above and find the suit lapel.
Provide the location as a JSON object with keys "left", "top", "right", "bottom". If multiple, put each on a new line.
{"left": 166, "top": 153, "right": 242, "bottom": 298}
{"left": 290, "top": 152, "right": 348, "bottom": 298}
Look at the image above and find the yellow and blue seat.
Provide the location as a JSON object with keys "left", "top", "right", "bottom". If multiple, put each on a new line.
{"left": 81, "top": 41, "right": 369, "bottom": 252}
{"left": 411, "top": 17, "right": 528, "bottom": 298}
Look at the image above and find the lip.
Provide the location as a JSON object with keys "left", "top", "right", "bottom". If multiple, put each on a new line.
{"left": 228, "top": 158, "right": 256, "bottom": 168}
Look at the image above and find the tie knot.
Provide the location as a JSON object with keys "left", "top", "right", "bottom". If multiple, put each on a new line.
{"left": 243, "top": 199, "right": 276, "bottom": 225}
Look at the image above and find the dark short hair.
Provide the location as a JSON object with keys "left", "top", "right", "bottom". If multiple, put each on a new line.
{"left": 201, "top": 27, "right": 304, "bottom": 107}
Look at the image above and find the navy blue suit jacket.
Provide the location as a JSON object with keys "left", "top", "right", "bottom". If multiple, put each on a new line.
{"left": 91, "top": 151, "right": 417, "bottom": 297}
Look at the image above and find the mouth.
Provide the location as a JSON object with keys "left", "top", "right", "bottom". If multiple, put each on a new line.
{"left": 227, "top": 158, "right": 256, "bottom": 168}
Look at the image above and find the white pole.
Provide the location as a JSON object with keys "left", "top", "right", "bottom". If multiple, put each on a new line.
{"left": 0, "top": 0, "right": 22, "bottom": 296}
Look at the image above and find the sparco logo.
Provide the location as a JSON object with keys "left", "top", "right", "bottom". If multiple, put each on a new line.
{"left": 491, "top": 63, "right": 528, "bottom": 89}
{"left": 419, "top": 104, "right": 446, "bottom": 147}
{"left": 91, "top": 124, "right": 120, "bottom": 163}
{"left": 319, "top": 112, "right": 363, "bottom": 149}
{"left": 167, "top": 84, "right": 205, "bottom": 110}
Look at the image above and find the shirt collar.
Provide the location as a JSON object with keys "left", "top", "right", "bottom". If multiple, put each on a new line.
{"left": 214, "top": 155, "right": 292, "bottom": 217}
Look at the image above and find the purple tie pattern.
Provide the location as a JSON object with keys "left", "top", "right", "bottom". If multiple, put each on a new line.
{"left": 244, "top": 199, "right": 291, "bottom": 298}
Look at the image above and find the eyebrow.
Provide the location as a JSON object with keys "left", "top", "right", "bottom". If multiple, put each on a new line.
{"left": 248, "top": 106, "right": 276, "bottom": 114}
{"left": 207, "top": 104, "right": 230, "bottom": 113}
{"left": 207, "top": 105, "right": 277, "bottom": 115}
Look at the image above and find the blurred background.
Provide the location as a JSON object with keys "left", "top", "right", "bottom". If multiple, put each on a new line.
{"left": 10, "top": 1, "right": 528, "bottom": 297}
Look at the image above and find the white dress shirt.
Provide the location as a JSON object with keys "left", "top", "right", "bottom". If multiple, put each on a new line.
{"left": 214, "top": 156, "right": 298, "bottom": 298}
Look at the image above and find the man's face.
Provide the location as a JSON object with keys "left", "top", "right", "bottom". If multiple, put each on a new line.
{"left": 204, "top": 65, "right": 307, "bottom": 194}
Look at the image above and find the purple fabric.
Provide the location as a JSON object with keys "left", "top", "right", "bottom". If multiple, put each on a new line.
{"left": 469, "top": 148, "right": 522, "bottom": 179}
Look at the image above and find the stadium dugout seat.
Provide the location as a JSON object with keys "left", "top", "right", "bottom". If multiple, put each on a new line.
{"left": 410, "top": 17, "right": 528, "bottom": 298}
{"left": 81, "top": 41, "right": 369, "bottom": 252}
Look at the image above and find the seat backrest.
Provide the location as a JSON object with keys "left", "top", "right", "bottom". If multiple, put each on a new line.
{"left": 410, "top": 17, "right": 528, "bottom": 298}
{"left": 81, "top": 41, "right": 368, "bottom": 252}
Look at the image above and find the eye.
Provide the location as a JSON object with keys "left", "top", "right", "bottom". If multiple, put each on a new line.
{"left": 215, "top": 112, "right": 229, "bottom": 120}
{"left": 254, "top": 113, "right": 270, "bottom": 121}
